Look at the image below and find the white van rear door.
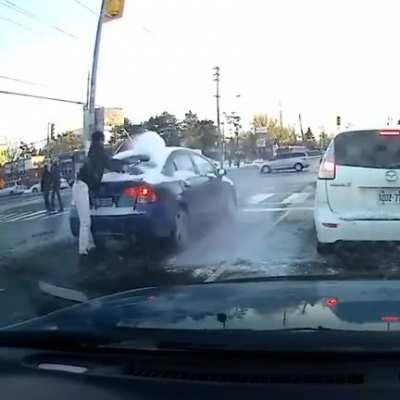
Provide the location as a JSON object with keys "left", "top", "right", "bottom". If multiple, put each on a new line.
{"left": 326, "top": 130, "right": 400, "bottom": 220}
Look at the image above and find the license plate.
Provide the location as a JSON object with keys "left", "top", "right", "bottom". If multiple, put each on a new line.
{"left": 378, "top": 189, "right": 400, "bottom": 204}
{"left": 95, "top": 197, "right": 113, "bottom": 207}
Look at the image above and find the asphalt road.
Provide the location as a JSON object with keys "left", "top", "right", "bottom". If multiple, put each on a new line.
{"left": 1, "top": 162, "right": 398, "bottom": 327}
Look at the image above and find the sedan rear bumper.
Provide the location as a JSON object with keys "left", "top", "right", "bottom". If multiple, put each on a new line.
{"left": 69, "top": 206, "right": 173, "bottom": 239}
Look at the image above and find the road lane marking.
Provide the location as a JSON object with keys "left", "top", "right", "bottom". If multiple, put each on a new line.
{"left": 6, "top": 210, "right": 46, "bottom": 222}
{"left": 0, "top": 212, "right": 20, "bottom": 221}
{"left": 272, "top": 210, "right": 290, "bottom": 227}
{"left": 281, "top": 192, "right": 310, "bottom": 204}
{"left": 17, "top": 210, "right": 48, "bottom": 222}
{"left": 246, "top": 193, "right": 274, "bottom": 205}
{"left": 20, "top": 208, "right": 69, "bottom": 222}
{"left": 41, "top": 210, "right": 69, "bottom": 220}
{"left": 242, "top": 206, "right": 313, "bottom": 212}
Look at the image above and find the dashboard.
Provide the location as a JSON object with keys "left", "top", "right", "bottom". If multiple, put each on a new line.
{"left": 1, "top": 346, "right": 400, "bottom": 399}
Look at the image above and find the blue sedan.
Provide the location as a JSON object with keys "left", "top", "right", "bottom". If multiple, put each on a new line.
{"left": 70, "top": 147, "right": 237, "bottom": 250}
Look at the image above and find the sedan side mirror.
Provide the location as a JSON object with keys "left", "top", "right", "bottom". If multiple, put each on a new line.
{"left": 217, "top": 168, "right": 227, "bottom": 177}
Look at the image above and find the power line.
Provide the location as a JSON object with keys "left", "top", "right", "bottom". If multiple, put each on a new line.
{"left": 71, "top": 0, "right": 97, "bottom": 15}
{"left": 0, "top": 90, "right": 85, "bottom": 105}
{"left": 0, "top": 0, "right": 78, "bottom": 39}
{"left": 0, "top": 13, "right": 37, "bottom": 32}
{"left": 0, "top": 75, "right": 45, "bottom": 87}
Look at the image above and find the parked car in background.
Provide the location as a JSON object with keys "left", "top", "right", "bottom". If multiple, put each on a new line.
{"left": 252, "top": 159, "right": 266, "bottom": 167}
{"left": 70, "top": 138, "right": 237, "bottom": 250}
{"left": 24, "top": 178, "right": 70, "bottom": 195}
{"left": 315, "top": 128, "right": 400, "bottom": 253}
{"left": 259, "top": 151, "right": 311, "bottom": 174}
{"left": 24, "top": 183, "right": 40, "bottom": 194}
{"left": 0, "top": 182, "right": 25, "bottom": 197}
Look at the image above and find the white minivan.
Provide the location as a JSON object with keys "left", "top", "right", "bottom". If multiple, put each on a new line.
{"left": 315, "top": 128, "right": 400, "bottom": 253}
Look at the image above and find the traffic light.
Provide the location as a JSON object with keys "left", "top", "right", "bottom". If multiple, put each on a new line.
{"left": 50, "top": 123, "right": 55, "bottom": 140}
{"left": 336, "top": 115, "right": 341, "bottom": 127}
{"left": 104, "top": 0, "right": 125, "bottom": 21}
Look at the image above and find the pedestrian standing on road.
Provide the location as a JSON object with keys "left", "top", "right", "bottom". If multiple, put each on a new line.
{"left": 40, "top": 165, "right": 51, "bottom": 213}
{"left": 50, "top": 160, "right": 64, "bottom": 212}
{"left": 72, "top": 130, "right": 124, "bottom": 263}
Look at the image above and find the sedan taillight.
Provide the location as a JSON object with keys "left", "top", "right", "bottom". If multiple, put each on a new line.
{"left": 318, "top": 140, "right": 335, "bottom": 180}
{"left": 123, "top": 185, "right": 157, "bottom": 203}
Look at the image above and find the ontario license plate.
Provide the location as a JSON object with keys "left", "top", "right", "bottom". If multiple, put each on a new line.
{"left": 95, "top": 197, "right": 113, "bottom": 207}
{"left": 378, "top": 189, "right": 400, "bottom": 204}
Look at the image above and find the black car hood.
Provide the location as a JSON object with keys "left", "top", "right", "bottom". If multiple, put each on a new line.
{"left": 11, "top": 279, "right": 400, "bottom": 332}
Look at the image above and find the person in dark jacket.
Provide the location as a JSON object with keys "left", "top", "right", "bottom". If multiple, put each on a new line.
{"left": 41, "top": 165, "right": 52, "bottom": 212}
{"left": 72, "top": 131, "right": 124, "bottom": 259}
{"left": 50, "top": 160, "right": 64, "bottom": 212}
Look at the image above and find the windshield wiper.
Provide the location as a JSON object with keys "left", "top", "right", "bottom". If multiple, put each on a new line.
{"left": 209, "top": 271, "right": 400, "bottom": 284}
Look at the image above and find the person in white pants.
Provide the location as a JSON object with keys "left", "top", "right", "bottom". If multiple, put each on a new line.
{"left": 73, "top": 130, "right": 125, "bottom": 262}
{"left": 72, "top": 179, "right": 95, "bottom": 256}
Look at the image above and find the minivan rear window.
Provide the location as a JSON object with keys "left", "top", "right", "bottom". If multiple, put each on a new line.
{"left": 277, "top": 153, "right": 291, "bottom": 159}
{"left": 291, "top": 152, "right": 306, "bottom": 158}
{"left": 335, "top": 130, "right": 400, "bottom": 169}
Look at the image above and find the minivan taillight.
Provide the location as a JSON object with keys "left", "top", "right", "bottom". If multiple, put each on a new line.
{"left": 123, "top": 185, "right": 157, "bottom": 203}
{"left": 318, "top": 141, "right": 335, "bottom": 180}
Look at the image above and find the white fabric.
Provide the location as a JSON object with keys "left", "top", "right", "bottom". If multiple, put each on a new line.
{"left": 72, "top": 180, "right": 95, "bottom": 255}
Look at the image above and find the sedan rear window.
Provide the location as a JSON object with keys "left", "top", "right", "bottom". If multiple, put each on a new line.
{"left": 117, "top": 155, "right": 157, "bottom": 175}
{"left": 335, "top": 130, "right": 400, "bottom": 169}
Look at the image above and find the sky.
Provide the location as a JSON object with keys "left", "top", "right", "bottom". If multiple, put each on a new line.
{"left": 1, "top": 0, "right": 400, "bottom": 145}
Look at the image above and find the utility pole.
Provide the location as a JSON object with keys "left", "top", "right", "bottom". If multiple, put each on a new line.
{"left": 235, "top": 119, "right": 240, "bottom": 167}
{"left": 298, "top": 113, "right": 304, "bottom": 142}
{"left": 86, "top": 71, "right": 90, "bottom": 106}
{"left": 46, "top": 123, "right": 50, "bottom": 159}
{"left": 279, "top": 99, "right": 283, "bottom": 130}
{"left": 85, "top": 0, "right": 106, "bottom": 152}
{"left": 213, "top": 66, "right": 223, "bottom": 166}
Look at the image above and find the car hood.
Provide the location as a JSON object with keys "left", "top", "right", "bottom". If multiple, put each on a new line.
{"left": 10, "top": 279, "right": 400, "bottom": 332}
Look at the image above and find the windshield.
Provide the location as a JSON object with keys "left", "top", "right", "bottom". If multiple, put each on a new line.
{"left": 2, "top": 0, "right": 400, "bottom": 352}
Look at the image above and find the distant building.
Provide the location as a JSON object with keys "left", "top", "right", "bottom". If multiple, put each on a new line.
{"left": 0, "top": 155, "right": 45, "bottom": 187}
{"left": 58, "top": 150, "right": 85, "bottom": 183}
